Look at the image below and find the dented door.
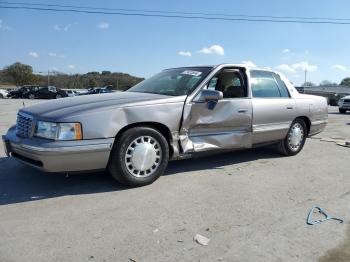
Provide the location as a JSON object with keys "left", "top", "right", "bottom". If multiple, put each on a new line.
{"left": 179, "top": 98, "right": 252, "bottom": 153}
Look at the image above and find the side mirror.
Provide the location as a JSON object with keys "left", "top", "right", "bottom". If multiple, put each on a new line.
{"left": 196, "top": 89, "right": 223, "bottom": 103}
{"left": 194, "top": 89, "right": 223, "bottom": 110}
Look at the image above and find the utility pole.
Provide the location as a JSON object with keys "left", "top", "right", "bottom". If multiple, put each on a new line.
{"left": 304, "top": 69, "right": 307, "bottom": 86}
{"left": 47, "top": 70, "right": 50, "bottom": 87}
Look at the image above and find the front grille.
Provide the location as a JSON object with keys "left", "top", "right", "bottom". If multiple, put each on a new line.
{"left": 16, "top": 113, "right": 34, "bottom": 138}
{"left": 344, "top": 99, "right": 350, "bottom": 103}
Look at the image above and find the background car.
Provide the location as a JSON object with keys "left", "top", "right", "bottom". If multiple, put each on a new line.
{"left": 7, "top": 85, "right": 38, "bottom": 98}
{"left": 65, "top": 89, "right": 79, "bottom": 97}
{"left": 338, "top": 95, "right": 350, "bottom": 113}
{"left": 0, "top": 88, "right": 8, "bottom": 99}
{"left": 79, "top": 86, "right": 114, "bottom": 95}
{"left": 24, "top": 86, "right": 68, "bottom": 99}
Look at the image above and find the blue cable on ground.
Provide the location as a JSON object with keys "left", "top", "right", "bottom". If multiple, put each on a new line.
{"left": 307, "top": 206, "right": 344, "bottom": 225}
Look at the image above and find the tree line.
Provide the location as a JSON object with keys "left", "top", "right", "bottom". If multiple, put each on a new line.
{"left": 0, "top": 62, "right": 144, "bottom": 90}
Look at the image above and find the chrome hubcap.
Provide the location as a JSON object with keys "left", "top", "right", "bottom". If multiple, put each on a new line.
{"left": 288, "top": 123, "right": 304, "bottom": 151}
{"left": 125, "top": 136, "right": 162, "bottom": 177}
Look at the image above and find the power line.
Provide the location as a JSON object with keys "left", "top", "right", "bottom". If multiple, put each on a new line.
{"left": 2, "top": 1, "right": 350, "bottom": 22}
{"left": 1, "top": 4, "right": 350, "bottom": 25}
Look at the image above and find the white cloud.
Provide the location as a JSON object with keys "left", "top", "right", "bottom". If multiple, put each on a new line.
{"left": 178, "top": 51, "right": 192, "bottom": 57}
{"left": 97, "top": 22, "right": 109, "bottom": 29}
{"left": 275, "top": 61, "right": 318, "bottom": 73}
{"left": 49, "top": 52, "right": 65, "bottom": 58}
{"left": 68, "top": 65, "right": 75, "bottom": 69}
{"left": 276, "top": 64, "right": 295, "bottom": 73}
{"left": 241, "top": 61, "right": 256, "bottom": 67}
{"left": 28, "top": 52, "right": 39, "bottom": 58}
{"left": 54, "top": 24, "right": 72, "bottom": 31}
{"left": 292, "top": 61, "right": 317, "bottom": 72}
{"left": 199, "top": 45, "right": 225, "bottom": 56}
{"left": 282, "top": 48, "right": 290, "bottom": 53}
{"left": 331, "top": 64, "right": 347, "bottom": 71}
{"left": 0, "top": 19, "right": 10, "bottom": 30}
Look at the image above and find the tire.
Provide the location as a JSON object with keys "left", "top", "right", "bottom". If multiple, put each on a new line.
{"left": 28, "top": 94, "right": 35, "bottom": 99}
{"left": 56, "top": 94, "right": 62, "bottom": 99}
{"left": 278, "top": 118, "right": 307, "bottom": 156}
{"left": 339, "top": 109, "right": 347, "bottom": 114}
{"left": 0, "top": 94, "right": 3, "bottom": 99}
{"left": 108, "top": 127, "right": 169, "bottom": 187}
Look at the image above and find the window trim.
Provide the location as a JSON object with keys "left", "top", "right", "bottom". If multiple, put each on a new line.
{"left": 272, "top": 73, "right": 291, "bottom": 98}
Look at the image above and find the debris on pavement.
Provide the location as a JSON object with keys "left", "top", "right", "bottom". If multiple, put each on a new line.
{"left": 307, "top": 206, "right": 344, "bottom": 225}
{"left": 194, "top": 234, "right": 210, "bottom": 246}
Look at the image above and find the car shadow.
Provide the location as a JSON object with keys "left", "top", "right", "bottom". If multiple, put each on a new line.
{"left": 0, "top": 147, "right": 281, "bottom": 205}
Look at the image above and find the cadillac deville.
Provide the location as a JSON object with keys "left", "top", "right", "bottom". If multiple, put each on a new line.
{"left": 2, "top": 64, "right": 328, "bottom": 186}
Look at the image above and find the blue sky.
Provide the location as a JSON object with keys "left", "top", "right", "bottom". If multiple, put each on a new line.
{"left": 1, "top": 0, "right": 350, "bottom": 85}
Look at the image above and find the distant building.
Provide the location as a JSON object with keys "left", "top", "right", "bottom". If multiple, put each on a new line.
{"left": 296, "top": 85, "right": 350, "bottom": 105}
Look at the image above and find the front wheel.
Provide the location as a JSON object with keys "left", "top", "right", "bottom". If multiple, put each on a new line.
{"left": 108, "top": 127, "right": 169, "bottom": 187}
{"left": 339, "top": 109, "right": 347, "bottom": 114}
{"left": 278, "top": 119, "right": 307, "bottom": 156}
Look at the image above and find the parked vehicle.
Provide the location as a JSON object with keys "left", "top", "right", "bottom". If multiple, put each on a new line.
{"left": 79, "top": 86, "right": 114, "bottom": 95}
{"left": 7, "top": 85, "right": 38, "bottom": 98}
{"left": 24, "top": 86, "right": 68, "bottom": 99}
{"left": 2, "top": 64, "right": 328, "bottom": 186}
{"left": 338, "top": 95, "right": 350, "bottom": 113}
{"left": 65, "top": 89, "right": 79, "bottom": 97}
{"left": 0, "top": 88, "right": 8, "bottom": 99}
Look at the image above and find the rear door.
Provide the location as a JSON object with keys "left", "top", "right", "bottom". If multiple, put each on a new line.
{"left": 250, "top": 70, "right": 296, "bottom": 144}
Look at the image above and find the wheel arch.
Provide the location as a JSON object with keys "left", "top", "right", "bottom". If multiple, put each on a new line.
{"left": 114, "top": 122, "right": 174, "bottom": 157}
{"left": 295, "top": 116, "right": 311, "bottom": 135}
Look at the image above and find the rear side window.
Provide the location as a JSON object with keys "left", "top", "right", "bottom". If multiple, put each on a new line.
{"left": 250, "top": 70, "right": 281, "bottom": 98}
{"left": 273, "top": 73, "right": 290, "bottom": 98}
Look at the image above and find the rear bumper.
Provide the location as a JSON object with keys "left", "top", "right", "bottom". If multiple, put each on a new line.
{"left": 2, "top": 126, "right": 114, "bottom": 172}
{"left": 309, "top": 119, "right": 327, "bottom": 136}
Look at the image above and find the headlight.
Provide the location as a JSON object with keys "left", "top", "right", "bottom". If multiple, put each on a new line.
{"left": 34, "top": 121, "right": 82, "bottom": 140}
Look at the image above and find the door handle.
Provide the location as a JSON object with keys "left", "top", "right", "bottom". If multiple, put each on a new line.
{"left": 286, "top": 106, "right": 294, "bottom": 110}
{"left": 238, "top": 109, "right": 248, "bottom": 113}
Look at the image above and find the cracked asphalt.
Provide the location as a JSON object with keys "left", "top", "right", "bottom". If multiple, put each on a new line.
{"left": 0, "top": 99, "right": 349, "bottom": 262}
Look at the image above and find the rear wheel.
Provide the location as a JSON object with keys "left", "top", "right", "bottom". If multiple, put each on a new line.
{"left": 339, "top": 108, "right": 347, "bottom": 114}
{"left": 28, "top": 93, "right": 35, "bottom": 99}
{"left": 108, "top": 127, "right": 169, "bottom": 187}
{"left": 278, "top": 118, "right": 307, "bottom": 156}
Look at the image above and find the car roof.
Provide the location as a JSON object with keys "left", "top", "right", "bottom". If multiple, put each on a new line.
{"left": 165, "top": 64, "right": 274, "bottom": 72}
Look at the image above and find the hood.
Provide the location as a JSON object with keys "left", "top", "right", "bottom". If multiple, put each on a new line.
{"left": 20, "top": 91, "right": 186, "bottom": 120}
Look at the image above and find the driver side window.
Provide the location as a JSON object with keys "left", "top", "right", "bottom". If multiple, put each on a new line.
{"left": 207, "top": 70, "right": 246, "bottom": 99}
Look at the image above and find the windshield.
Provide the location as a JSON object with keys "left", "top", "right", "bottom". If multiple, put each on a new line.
{"left": 128, "top": 67, "right": 212, "bottom": 96}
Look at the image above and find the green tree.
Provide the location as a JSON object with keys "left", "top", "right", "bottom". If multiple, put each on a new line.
{"left": 320, "top": 80, "right": 337, "bottom": 86}
{"left": 101, "top": 70, "right": 111, "bottom": 75}
{"left": 88, "top": 77, "right": 98, "bottom": 88}
{"left": 340, "top": 77, "right": 350, "bottom": 86}
{"left": 302, "top": 81, "right": 316, "bottom": 87}
{"left": 4, "top": 62, "right": 35, "bottom": 85}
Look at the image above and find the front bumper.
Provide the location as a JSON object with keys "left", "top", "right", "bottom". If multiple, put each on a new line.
{"left": 2, "top": 126, "right": 114, "bottom": 172}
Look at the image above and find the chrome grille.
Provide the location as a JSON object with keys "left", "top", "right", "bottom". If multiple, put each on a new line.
{"left": 16, "top": 113, "right": 34, "bottom": 138}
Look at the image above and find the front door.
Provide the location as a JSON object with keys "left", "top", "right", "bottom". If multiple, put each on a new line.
{"left": 180, "top": 69, "right": 253, "bottom": 153}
